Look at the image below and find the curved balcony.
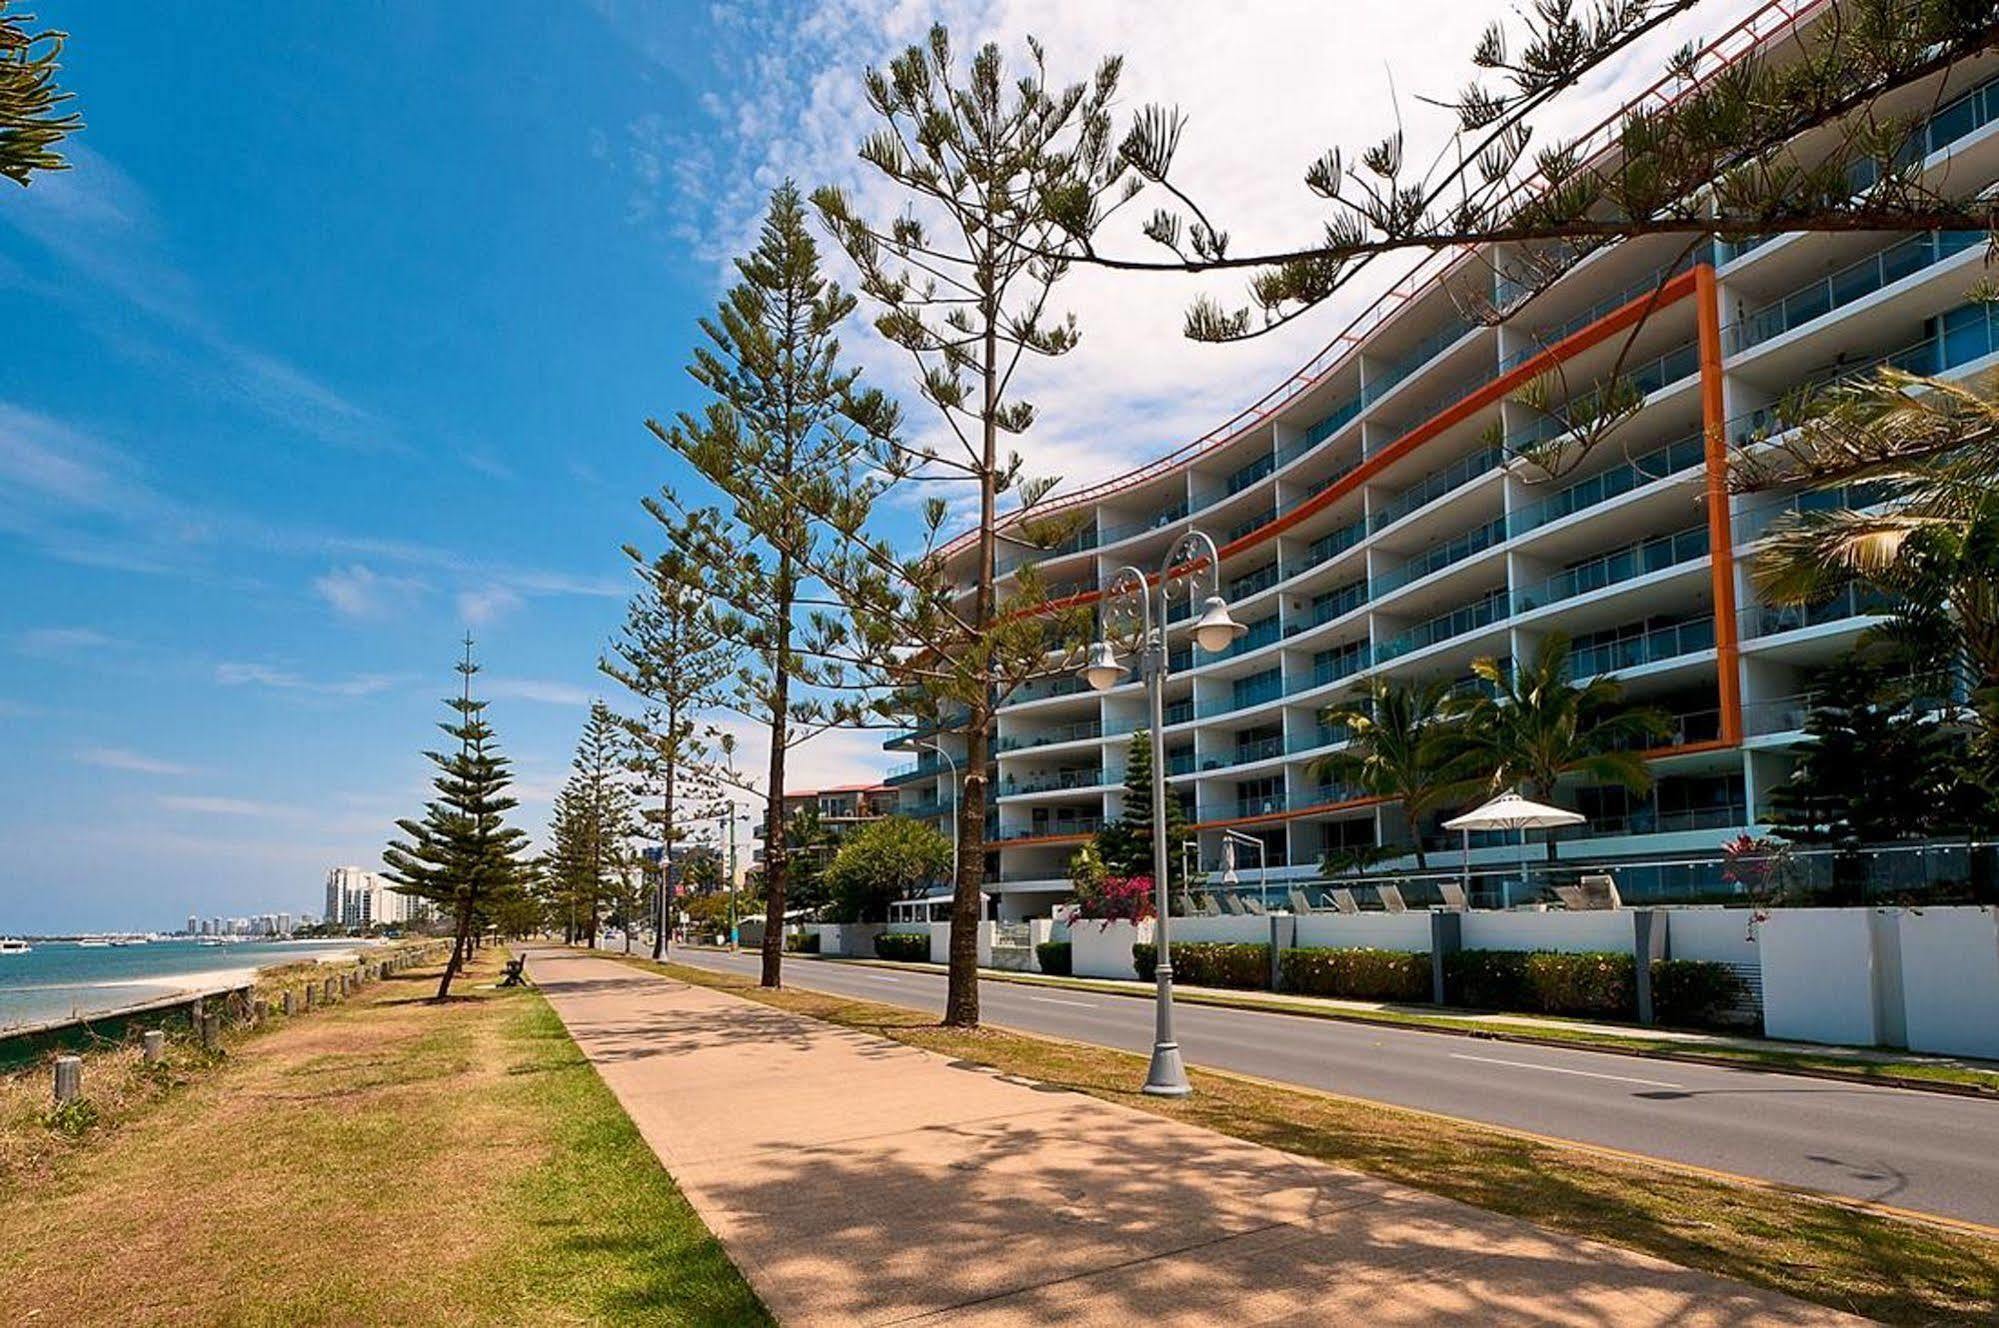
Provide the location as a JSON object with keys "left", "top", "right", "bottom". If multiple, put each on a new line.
{"left": 1512, "top": 525, "right": 1708, "bottom": 616}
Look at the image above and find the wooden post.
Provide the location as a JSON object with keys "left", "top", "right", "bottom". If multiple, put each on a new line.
{"left": 304, "top": 984, "right": 316, "bottom": 1010}
{"left": 53, "top": 1055, "right": 82, "bottom": 1105}
{"left": 142, "top": 1030, "right": 166, "bottom": 1064}
{"left": 282, "top": 990, "right": 295, "bottom": 1016}
{"left": 200, "top": 1012, "right": 222, "bottom": 1050}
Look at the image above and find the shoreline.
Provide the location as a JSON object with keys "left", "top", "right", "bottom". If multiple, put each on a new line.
{"left": 0, "top": 940, "right": 383, "bottom": 1037}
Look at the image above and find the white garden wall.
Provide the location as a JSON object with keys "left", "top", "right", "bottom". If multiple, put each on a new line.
{"left": 810, "top": 923, "right": 886, "bottom": 957}
{"left": 1462, "top": 910, "right": 1632, "bottom": 954}
{"left": 1895, "top": 905, "right": 1999, "bottom": 1060}
{"left": 1293, "top": 913, "right": 1432, "bottom": 952}
{"left": 925, "top": 920, "right": 992, "bottom": 967}
{"left": 1758, "top": 908, "right": 1882, "bottom": 1046}
{"left": 1071, "top": 919, "right": 1151, "bottom": 979}
{"left": 1172, "top": 916, "right": 1274, "bottom": 946}
{"left": 1662, "top": 908, "right": 1760, "bottom": 966}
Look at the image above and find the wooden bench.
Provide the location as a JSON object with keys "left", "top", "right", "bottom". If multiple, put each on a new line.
{"left": 499, "top": 957, "right": 528, "bottom": 987}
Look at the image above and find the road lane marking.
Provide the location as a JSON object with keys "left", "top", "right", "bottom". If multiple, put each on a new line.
{"left": 1025, "top": 995, "right": 1097, "bottom": 1008}
{"left": 1448, "top": 1052, "right": 1683, "bottom": 1090}
{"left": 863, "top": 974, "right": 902, "bottom": 983}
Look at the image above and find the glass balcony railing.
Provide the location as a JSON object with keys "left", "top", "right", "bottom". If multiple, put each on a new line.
{"left": 1728, "top": 231, "right": 1983, "bottom": 354}
{"left": 1567, "top": 616, "right": 1715, "bottom": 678}
{"left": 1513, "top": 525, "right": 1707, "bottom": 614}
{"left": 1743, "top": 693, "right": 1813, "bottom": 736}
{"left": 1163, "top": 698, "right": 1195, "bottom": 726}
{"left": 1364, "top": 314, "right": 1476, "bottom": 405}
{"left": 1008, "top": 675, "right": 1090, "bottom": 705}
{"left": 1288, "top": 518, "right": 1367, "bottom": 578}
{"left": 1498, "top": 249, "right": 1708, "bottom": 370}
{"left": 1744, "top": 584, "right": 1898, "bottom": 638}
{"left": 1286, "top": 578, "right": 1368, "bottom": 636}
{"left": 1848, "top": 68, "right": 1999, "bottom": 194}
{"left": 1374, "top": 517, "right": 1507, "bottom": 596}
{"left": 1166, "top": 749, "right": 1197, "bottom": 776}
{"left": 996, "top": 817, "right": 1104, "bottom": 842}
{"left": 1507, "top": 429, "right": 1706, "bottom": 536}
{"left": 1229, "top": 734, "right": 1287, "bottom": 766}
{"left": 1227, "top": 505, "right": 1276, "bottom": 543}
{"left": 1308, "top": 641, "right": 1372, "bottom": 690}
{"left": 1732, "top": 480, "right": 1893, "bottom": 546}
{"left": 998, "top": 768, "right": 1111, "bottom": 796}
{"left": 1192, "top": 451, "right": 1277, "bottom": 509}
{"left": 1287, "top": 721, "right": 1351, "bottom": 754}
{"left": 1377, "top": 589, "right": 1508, "bottom": 663}
{"left": 1200, "top": 670, "right": 1285, "bottom": 718}
{"left": 1217, "top": 615, "right": 1282, "bottom": 661}
{"left": 1369, "top": 444, "right": 1504, "bottom": 534}
{"left": 995, "top": 523, "right": 1098, "bottom": 575}
{"left": 1229, "top": 562, "right": 1282, "bottom": 600}
{"left": 995, "top": 720, "right": 1102, "bottom": 752}
{"left": 1098, "top": 499, "right": 1190, "bottom": 547}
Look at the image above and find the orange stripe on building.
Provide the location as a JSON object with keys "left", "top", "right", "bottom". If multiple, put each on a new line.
{"left": 1694, "top": 264, "right": 1744, "bottom": 744}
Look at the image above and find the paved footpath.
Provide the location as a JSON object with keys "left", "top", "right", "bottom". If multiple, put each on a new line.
{"left": 526, "top": 948, "right": 1856, "bottom": 1326}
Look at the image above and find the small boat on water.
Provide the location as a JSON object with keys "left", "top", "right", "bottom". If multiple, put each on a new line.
{"left": 0, "top": 938, "right": 30, "bottom": 956}
{"left": 76, "top": 936, "right": 112, "bottom": 948}
{"left": 109, "top": 935, "right": 148, "bottom": 946}
{"left": 197, "top": 937, "right": 226, "bottom": 947}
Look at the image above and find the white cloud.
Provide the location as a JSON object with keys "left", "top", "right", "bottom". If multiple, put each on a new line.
{"left": 456, "top": 584, "right": 524, "bottom": 626}
{"left": 76, "top": 746, "right": 200, "bottom": 776}
{"left": 704, "top": 710, "right": 894, "bottom": 807}
{"left": 593, "top": 0, "right": 1766, "bottom": 512}
{"left": 0, "top": 402, "right": 210, "bottom": 573}
{"left": 484, "top": 677, "right": 597, "bottom": 706}
{"left": 313, "top": 563, "right": 430, "bottom": 620}
{"left": 157, "top": 794, "right": 288, "bottom": 817}
{"left": 1, "top": 146, "right": 386, "bottom": 452}
{"left": 14, "top": 626, "right": 123, "bottom": 657}
{"left": 215, "top": 661, "right": 402, "bottom": 697}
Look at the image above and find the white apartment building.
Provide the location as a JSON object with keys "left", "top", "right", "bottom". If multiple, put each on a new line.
{"left": 324, "top": 865, "right": 426, "bottom": 929}
{"left": 889, "top": 3, "right": 1999, "bottom": 920}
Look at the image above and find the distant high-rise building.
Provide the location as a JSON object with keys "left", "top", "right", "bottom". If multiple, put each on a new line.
{"left": 276, "top": 911, "right": 293, "bottom": 935}
{"left": 323, "top": 865, "right": 429, "bottom": 929}
{"left": 186, "top": 914, "right": 199, "bottom": 936}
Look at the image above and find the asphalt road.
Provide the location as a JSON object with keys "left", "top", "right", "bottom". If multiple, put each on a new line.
{"left": 669, "top": 946, "right": 1999, "bottom": 1228}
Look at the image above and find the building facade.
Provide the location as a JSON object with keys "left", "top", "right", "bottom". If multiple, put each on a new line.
{"left": 323, "top": 865, "right": 426, "bottom": 929}
{"left": 891, "top": 6, "right": 1999, "bottom": 920}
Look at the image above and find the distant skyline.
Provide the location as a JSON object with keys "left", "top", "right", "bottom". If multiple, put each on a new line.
{"left": 1, "top": 1, "right": 1751, "bottom": 931}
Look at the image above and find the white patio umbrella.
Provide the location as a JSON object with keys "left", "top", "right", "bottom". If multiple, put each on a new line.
{"left": 1442, "top": 792, "right": 1587, "bottom": 907}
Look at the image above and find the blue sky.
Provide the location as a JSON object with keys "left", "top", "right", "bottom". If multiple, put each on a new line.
{"left": 1, "top": 2, "right": 1739, "bottom": 932}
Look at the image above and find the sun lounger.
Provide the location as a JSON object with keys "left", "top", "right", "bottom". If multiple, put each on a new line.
{"left": 1376, "top": 884, "right": 1408, "bottom": 914}
{"left": 1329, "top": 888, "right": 1360, "bottom": 915}
{"left": 1221, "top": 893, "right": 1247, "bottom": 915}
{"left": 1288, "top": 887, "right": 1320, "bottom": 915}
{"left": 1438, "top": 881, "right": 1470, "bottom": 911}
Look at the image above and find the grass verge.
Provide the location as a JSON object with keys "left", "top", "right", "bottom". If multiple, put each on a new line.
{"left": 628, "top": 953, "right": 1999, "bottom": 1327}
{"left": 792, "top": 951, "right": 1999, "bottom": 1095}
{"left": 0, "top": 949, "right": 770, "bottom": 1327}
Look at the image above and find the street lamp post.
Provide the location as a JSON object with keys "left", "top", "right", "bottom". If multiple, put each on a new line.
{"left": 1078, "top": 527, "right": 1245, "bottom": 1097}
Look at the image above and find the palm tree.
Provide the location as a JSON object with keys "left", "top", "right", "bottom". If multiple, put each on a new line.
{"left": 1445, "top": 633, "right": 1673, "bottom": 859}
{"left": 1308, "top": 677, "right": 1462, "bottom": 869}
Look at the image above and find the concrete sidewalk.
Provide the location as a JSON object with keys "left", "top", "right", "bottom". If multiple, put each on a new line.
{"left": 525, "top": 948, "right": 1854, "bottom": 1326}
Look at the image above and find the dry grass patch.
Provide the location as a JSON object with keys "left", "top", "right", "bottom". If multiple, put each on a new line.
{"left": 638, "top": 955, "right": 1999, "bottom": 1327}
{"left": 0, "top": 949, "right": 768, "bottom": 1327}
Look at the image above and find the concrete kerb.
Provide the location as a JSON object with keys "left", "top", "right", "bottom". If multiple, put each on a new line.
{"left": 690, "top": 948, "right": 1999, "bottom": 1100}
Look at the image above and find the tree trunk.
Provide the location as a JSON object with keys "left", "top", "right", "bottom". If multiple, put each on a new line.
{"left": 1406, "top": 804, "right": 1428, "bottom": 872}
{"left": 760, "top": 550, "right": 796, "bottom": 989}
{"left": 436, "top": 902, "right": 473, "bottom": 1001}
{"left": 656, "top": 748, "right": 676, "bottom": 963}
{"left": 945, "top": 321, "right": 1001, "bottom": 1030}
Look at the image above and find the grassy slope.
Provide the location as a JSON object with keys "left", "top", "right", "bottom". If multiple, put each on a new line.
{"left": 0, "top": 951, "right": 770, "bottom": 1327}
{"left": 635, "top": 954, "right": 1999, "bottom": 1327}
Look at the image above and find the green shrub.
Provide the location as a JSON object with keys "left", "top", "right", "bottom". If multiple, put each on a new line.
{"left": 1132, "top": 941, "right": 1270, "bottom": 990}
{"left": 784, "top": 931, "right": 821, "bottom": 954}
{"left": 874, "top": 932, "right": 931, "bottom": 962}
{"left": 1444, "top": 949, "right": 1635, "bottom": 1018}
{"left": 1650, "top": 959, "right": 1748, "bottom": 1028}
{"left": 1279, "top": 947, "right": 1431, "bottom": 1002}
{"left": 1035, "top": 941, "right": 1072, "bottom": 975}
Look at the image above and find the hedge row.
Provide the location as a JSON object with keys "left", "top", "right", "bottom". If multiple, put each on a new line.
{"left": 784, "top": 931, "right": 821, "bottom": 954}
{"left": 1132, "top": 941, "right": 1269, "bottom": 990}
{"left": 873, "top": 932, "right": 930, "bottom": 962}
{"left": 1279, "top": 946, "right": 1431, "bottom": 1002}
{"left": 1035, "top": 941, "right": 1072, "bottom": 975}
{"left": 1114, "top": 942, "right": 1747, "bottom": 1027}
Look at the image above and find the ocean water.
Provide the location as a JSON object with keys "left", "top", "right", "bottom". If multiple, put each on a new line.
{"left": 0, "top": 939, "right": 371, "bottom": 1031}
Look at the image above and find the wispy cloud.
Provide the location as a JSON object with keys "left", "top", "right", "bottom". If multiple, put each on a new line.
{"left": 215, "top": 661, "right": 403, "bottom": 697}
{"left": 485, "top": 677, "right": 597, "bottom": 706}
{"left": 157, "top": 794, "right": 288, "bottom": 817}
{"left": 14, "top": 626, "right": 124, "bottom": 657}
{"left": 456, "top": 585, "right": 524, "bottom": 626}
{"left": 1, "top": 147, "right": 387, "bottom": 453}
{"left": 313, "top": 563, "right": 431, "bottom": 621}
{"left": 0, "top": 401, "right": 211, "bottom": 574}
{"left": 76, "top": 747, "right": 200, "bottom": 776}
